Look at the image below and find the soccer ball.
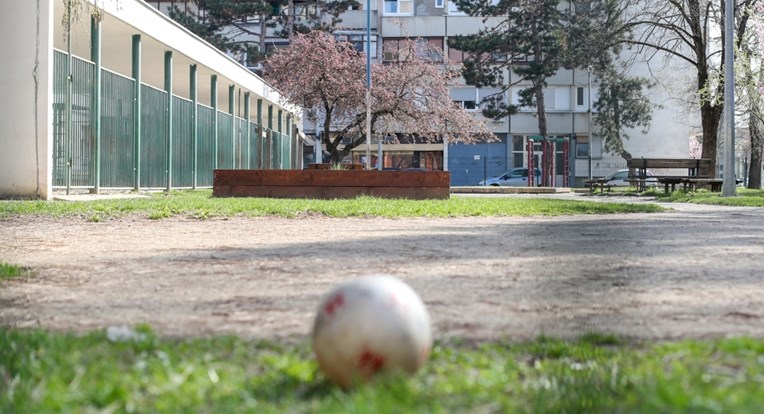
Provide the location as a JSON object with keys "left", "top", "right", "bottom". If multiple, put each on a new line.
{"left": 311, "top": 275, "right": 432, "bottom": 388}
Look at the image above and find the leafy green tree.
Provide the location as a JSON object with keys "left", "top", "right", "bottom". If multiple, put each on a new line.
{"left": 168, "top": 0, "right": 359, "bottom": 66}
{"left": 451, "top": 0, "right": 655, "bottom": 169}
{"left": 569, "top": 0, "right": 655, "bottom": 163}
{"left": 594, "top": 68, "right": 655, "bottom": 161}
{"left": 450, "top": 0, "right": 567, "bottom": 182}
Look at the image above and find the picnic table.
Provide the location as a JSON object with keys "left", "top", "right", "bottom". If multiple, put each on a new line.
{"left": 627, "top": 158, "right": 713, "bottom": 192}
{"left": 585, "top": 178, "right": 612, "bottom": 193}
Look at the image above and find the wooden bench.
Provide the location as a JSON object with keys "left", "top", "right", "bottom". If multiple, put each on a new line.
{"left": 584, "top": 178, "right": 613, "bottom": 193}
{"left": 627, "top": 158, "right": 713, "bottom": 193}
{"left": 683, "top": 178, "right": 723, "bottom": 192}
{"left": 213, "top": 169, "right": 451, "bottom": 199}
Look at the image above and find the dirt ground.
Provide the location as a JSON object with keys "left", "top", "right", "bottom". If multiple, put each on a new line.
{"left": 1, "top": 193, "right": 762, "bottom": 342}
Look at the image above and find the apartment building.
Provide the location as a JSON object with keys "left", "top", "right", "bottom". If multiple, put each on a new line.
{"left": 150, "top": 0, "right": 696, "bottom": 187}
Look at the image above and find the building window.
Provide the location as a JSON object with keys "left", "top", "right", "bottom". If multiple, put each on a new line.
{"left": 435, "top": 0, "right": 444, "bottom": 7}
{"left": 576, "top": 87, "right": 585, "bottom": 107}
{"left": 576, "top": 140, "right": 589, "bottom": 158}
{"left": 383, "top": 38, "right": 442, "bottom": 62}
{"left": 384, "top": 0, "right": 413, "bottom": 15}
{"left": 453, "top": 100, "right": 477, "bottom": 111}
{"left": 336, "top": 33, "right": 378, "bottom": 59}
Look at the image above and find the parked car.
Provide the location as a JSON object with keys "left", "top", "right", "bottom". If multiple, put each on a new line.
{"left": 604, "top": 169, "right": 657, "bottom": 187}
{"left": 478, "top": 167, "right": 541, "bottom": 186}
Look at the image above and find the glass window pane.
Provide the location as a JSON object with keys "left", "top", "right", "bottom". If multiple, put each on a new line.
{"left": 576, "top": 142, "right": 589, "bottom": 158}
{"left": 513, "top": 153, "right": 524, "bottom": 168}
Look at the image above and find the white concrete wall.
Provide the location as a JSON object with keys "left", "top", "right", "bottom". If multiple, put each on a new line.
{"left": 0, "top": 0, "right": 54, "bottom": 199}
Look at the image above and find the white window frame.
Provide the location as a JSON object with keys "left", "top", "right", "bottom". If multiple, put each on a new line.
{"left": 383, "top": 0, "right": 414, "bottom": 15}
{"left": 435, "top": 0, "right": 444, "bottom": 7}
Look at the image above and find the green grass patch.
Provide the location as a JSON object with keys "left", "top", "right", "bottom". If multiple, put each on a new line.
{"left": 1, "top": 327, "right": 761, "bottom": 413}
{"left": 644, "top": 188, "right": 764, "bottom": 207}
{"left": 0, "top": 263, "right": 26, "bottom": 280}
{"left": 0, "top": 190, "right": 666, "bottom": 220}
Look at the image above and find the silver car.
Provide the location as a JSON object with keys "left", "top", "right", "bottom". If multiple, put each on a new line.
{"left": 478, "top": 167, "right": 541, "bottom": 186}
{"left": 604, "top": 169, "right": 657, "bottom": 187}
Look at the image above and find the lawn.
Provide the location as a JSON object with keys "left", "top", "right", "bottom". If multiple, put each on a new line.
{"left": 602, "top": 187, "right": 763, "bottom": 207}
{"left": 0, "top": 327, "right": 761, "bottom": 413}
{"left": 0, "top": 190, "right": 666, "bottom": 221}
{"left": 1, "top": 192, "right": 760, "bottom": 412}
{"left": 647, "top": 188, "right": 764, "bottom": 207}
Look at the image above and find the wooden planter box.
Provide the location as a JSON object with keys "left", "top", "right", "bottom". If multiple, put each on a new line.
{"left": 213, "top": 169, "right": 450, "bottom": 200}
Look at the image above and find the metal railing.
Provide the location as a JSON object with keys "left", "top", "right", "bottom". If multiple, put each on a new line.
{"left": 52, "top": 49, "right": 292, "bottom": 191}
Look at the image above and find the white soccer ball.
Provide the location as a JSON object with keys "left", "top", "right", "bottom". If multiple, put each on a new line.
{"left": 311, "top": 275, "right": 432, "bottom": 388}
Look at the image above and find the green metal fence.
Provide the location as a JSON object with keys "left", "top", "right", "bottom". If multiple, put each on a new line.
{"left": 140, "top": 84, "right": 168, "bottom": 188}
{"left": 172, "top": 96, "right": 194, "bottom": 188}
{"left": 53, "top": 50, "right": 96, "bottom": 188}
{"left": 249, "top": 122, "right": 260, "bottom": 169}
{"left": 196, "top": 105, "right": 216, "bottom": 187}
{"left": 100, "top": 68, "right": 135, "bottom": 188}
{"left": 217, "top": 112, "right": 234, "bottom": 170}
{"left": 52, "top": 49, "right": 294, "bottom": 191}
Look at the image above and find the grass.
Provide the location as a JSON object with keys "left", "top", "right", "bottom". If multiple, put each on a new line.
{"left": 602, "top": 187, "right": 764, "bottom": 207}
{"left": 0, "top": 263, "right": 26, "bottom": 280}
{"left": 0, "top": 327, "right": 761, "bottom": 413}
{"left": 0, "top": 190, "right": 666, "bottom": 221}
{"left": 645, "top": 188, "right": 764, "bottom": 207}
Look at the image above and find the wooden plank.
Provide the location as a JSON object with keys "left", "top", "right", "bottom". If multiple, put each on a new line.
{"left": 216, "top": 185, "right": 450, "bottom": 199}
{"left": 214, "top": 169, "right": 451, "bottom": 188}
{"left": 627, "top": 158, "right": 712, "bottom": 169}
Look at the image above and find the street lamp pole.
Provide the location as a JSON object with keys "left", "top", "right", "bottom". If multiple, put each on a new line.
{"left": 587, "top": 66, "right": 592, "bottom": 181}
{"left": 365, "top": 0, "right": 372, "bottom": 170}
{"left": 722, "top": 0, "right": 736, "bottom": 196}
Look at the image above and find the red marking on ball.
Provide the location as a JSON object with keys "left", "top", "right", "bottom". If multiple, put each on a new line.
{"left": 324, "top": 293, "right": 344, "bottom": 316}
{"left": 358, "top": 349, "right": 386, "bottom": 372}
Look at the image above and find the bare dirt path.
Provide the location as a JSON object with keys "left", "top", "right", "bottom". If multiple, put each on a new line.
{"left": 1, "top": 195, "right": 762, "bottom": 341}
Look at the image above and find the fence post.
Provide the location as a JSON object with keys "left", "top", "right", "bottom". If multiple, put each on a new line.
{"left": 229, "top": 84, "right": 235, "bottom": 168}
{"left": 244, "top": 92, "right": 251, "bottom": 169}
{"left": 190, "top": 64, "right": 197, "bottom": 189}
{"left": 267, "top": 104, "right": 273, "bottom": 169}
{"left": 277, "top": 109, "right": 283, "bottom": 169}
{"left": 132, "top": 35, "right": 141, "bottom": 191}
{"left": 91, "top": 16, "right": 102, "bottom": 194}
{"left": 211, "top": 75, "right": 218, "bottom": 170}
{"left": 164, "top": 51, "right": 173, "bottom": 192}
{"left": 257, "top": 99, "right": 263, "bottom": 169}
{"left": 286, "top": 115, "right": 292, "bottom": 169}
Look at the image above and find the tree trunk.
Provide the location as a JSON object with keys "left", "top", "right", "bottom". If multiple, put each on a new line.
{"left": 287, "top": 0, "right": 294, "bottom": 39}
{"left": 699, "top": 102, "right": 722, "bottom": 177}
{"left": 259, "top": 12, "right": 268, "bottom": 56}
{"left": 748, "top": 114, "right": 762, "bottom": 189}
{"left": 534, "top": 83, "right": 553, "bottom": 186}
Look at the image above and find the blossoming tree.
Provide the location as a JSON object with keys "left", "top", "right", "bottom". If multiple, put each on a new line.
{"left": 264, "top": 31, "right": 494, "bottom": 164}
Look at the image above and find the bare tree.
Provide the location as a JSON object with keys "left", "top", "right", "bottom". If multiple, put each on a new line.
{"left": 624, "top": 0, "right": 756, "bottom": 176}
